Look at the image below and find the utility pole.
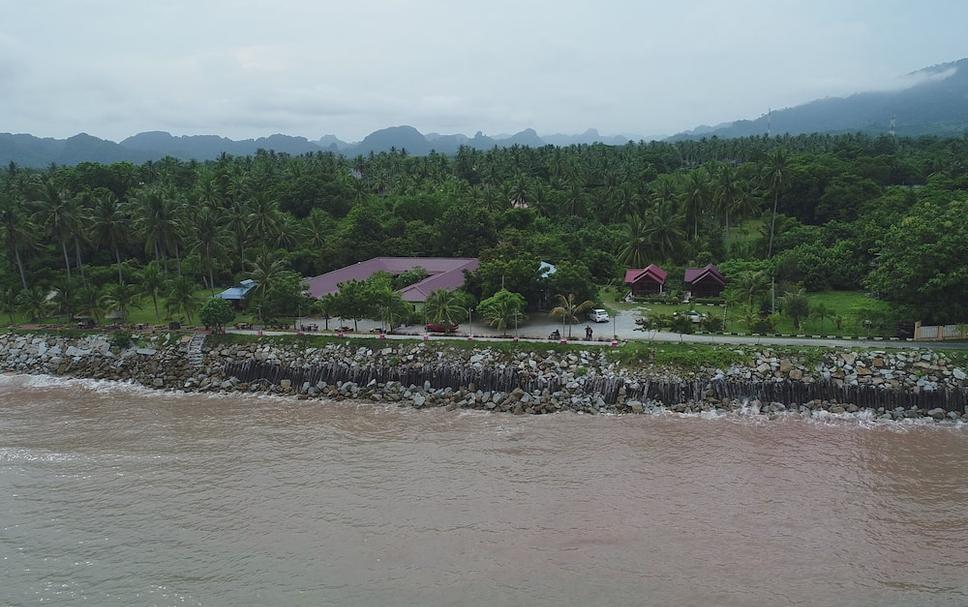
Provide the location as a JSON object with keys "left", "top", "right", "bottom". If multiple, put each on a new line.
{"left": 889, "top": 114, "right": 896, "bottom": 139}
{"left": 767, "top": 108, "right": 773, "bottom": 138}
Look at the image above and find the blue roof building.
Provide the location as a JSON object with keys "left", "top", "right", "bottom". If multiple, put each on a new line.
{"left": 216, "top": 279, "right": 256, "bottom": 303}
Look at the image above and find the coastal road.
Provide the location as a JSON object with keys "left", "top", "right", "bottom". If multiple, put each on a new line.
{"left": 241, "top": 310, "right": 968, "bottom": 351}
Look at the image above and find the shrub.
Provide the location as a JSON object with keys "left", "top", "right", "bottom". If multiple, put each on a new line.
{"left": 110, "top": 330, "right": 132, "bottom": 350}
{"left": 199, "top": 298, "right": 236, "bottom": 333}
{"left": 669, "top": 315, "right": 695, "bottom": 334}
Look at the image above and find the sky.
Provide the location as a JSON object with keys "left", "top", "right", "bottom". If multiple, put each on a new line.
{"left": 2, "top": 0, "right": 967, "bottom": 141}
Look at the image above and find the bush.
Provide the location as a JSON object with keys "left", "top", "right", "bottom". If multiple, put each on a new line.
{"left": 691, "top": 296, "right": 724, "bottom": 305}
{"left": 669, "top": 315, "right": 695, "bottom": 334}
{"left": 425, "top": 322, "right": 458, "bottom": 333}
{"left": 199, "top": 298, "right": 236, "bottom": 332}
{"left": 110, "top": 330, "right": 132, "bottom": 350}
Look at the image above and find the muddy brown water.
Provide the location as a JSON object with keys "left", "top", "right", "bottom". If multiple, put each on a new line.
{"left": 1, "top": 374, "right": 966, "bottom": 606}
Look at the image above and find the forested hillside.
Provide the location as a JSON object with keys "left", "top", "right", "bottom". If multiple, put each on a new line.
{"left": 0, "top": 132, "right": 965, "bottom": 327}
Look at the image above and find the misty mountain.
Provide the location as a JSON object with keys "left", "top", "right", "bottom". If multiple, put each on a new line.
{"left": 0, "top": 126, "right": 639, "bottom": 167}
{"left": 120, "top": 131, "right": 323, "bottom": 158}
{"left": 671, "top": 57, "right": 968, "bottom": 140}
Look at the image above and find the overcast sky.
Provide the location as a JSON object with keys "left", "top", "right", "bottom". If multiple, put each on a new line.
{"left": 2, "top": 0, "right": 966, "bottom": 141}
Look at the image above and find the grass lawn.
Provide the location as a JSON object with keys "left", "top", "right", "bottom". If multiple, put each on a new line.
{"left": 626, "top": 290, "right": 893, "bottom": 337}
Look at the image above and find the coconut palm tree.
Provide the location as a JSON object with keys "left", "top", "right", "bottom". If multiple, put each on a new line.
{"left": 682, "top": 169, "right": 710, "bottom": 240}
{"left": 140, "top": 261, "right": 165, "bottom": 322}
{"left": 781, "top": 287, "right": 810, "bottom": 330}
{"left": 100, "top": 283, "right": 141, "bottom": 322}
{"left": 190, "top": 206, "right": 228, "bottom": 294}
{"left": 30, "top": 179, "right": 82, "bottom": 281}
{"left": 424, "top": 288, "right": 466, "bottom": 325}
{"left": 249, "top": 248, "right": 287, "bottom": 322}
{"left": 730, "top": 270, "right": 768, "bottom": 313}
{"left": 643, "top": 198, "right": 685, "bottom": 261}
{"left": 165, "top": 276, "right": 199, "bottom": 323}
{"left": 550, "top": 293, "right": 595, "bottom": 338}
{"left": 51, "top": 279, "right": 80, "bottom": 322}
{"left": 16, "top": 286, "right": 48, "bottom": 323}
{"left": 617, "top": 214, "right": 649, "bottom": 268}
{"left": 765, "top": 148, "right": 788, "bottom": 258}
{"left": 89, "top": 190, "right": 128, "bottom": 285}
{"left": 132, "top": 186, "right": 181, "bottom": 274}
{"left": 0, "top": 192, "right": 36, "bottom": 289}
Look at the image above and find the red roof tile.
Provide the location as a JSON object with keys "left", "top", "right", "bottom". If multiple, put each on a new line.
{"left": 624, "top": 264, "right": 668, "bottom": 285}
{"left": 306, "top": 257, "right": 479, "bottom": 302}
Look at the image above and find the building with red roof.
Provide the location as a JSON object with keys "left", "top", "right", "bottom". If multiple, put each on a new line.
{"left": 306, "top": 257, "right": 479, "bottom": 303}
{"left": 683, "top": 264, "right": 726, "bottom": 297}
{"left": 623, "top": 264, "right": 668, "bottom": 296}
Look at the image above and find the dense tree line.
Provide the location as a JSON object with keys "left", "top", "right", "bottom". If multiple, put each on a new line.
{"left": 0, "top": 131, "right": 965, "bottom": 325}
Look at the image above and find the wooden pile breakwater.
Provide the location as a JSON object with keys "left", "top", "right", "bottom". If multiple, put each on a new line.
{"left": 222, "top": 360, "right": 968, "bottom": 413}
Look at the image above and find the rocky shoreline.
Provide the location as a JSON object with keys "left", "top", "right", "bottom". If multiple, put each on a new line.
{"left": 1, "top": 332, "right": 966, "bottom": 423}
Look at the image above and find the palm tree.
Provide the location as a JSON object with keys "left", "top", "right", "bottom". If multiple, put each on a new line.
{"left": 812, "top": 302, "right": 831, "bottom": 333}
{"left": 51, "top": 279, "right": 80, "bottom": 322}
{"left": 550, "top": 293, "right": 595, "bottom": 338}
{"left": 140, "top": 261, "right": 165, "bottom": 322}
{"left": 190, "top": 207, "right": 228, "bottom": 294}
{"left": 715, "top": 163, "right": 737, "bottom": 234}
{"left": 165, "top": 276, "right": 199, "bottom": 323}
{"left": 682, "top": 169, "right": 710, "bottom": 239}
{"left": 643, "top": 199, "right": 685, "bottom": 261}
{"left": 132, "top": 186, "right": 181, "bottom": 274}
{"left": 100, "top": 283, "right": 141, "bottom": 322}
{"left": 77, "top": 284, "right": 103, "bottom": 324}
{"left": 1, "top": 287, "right": 19, "bottom": 323}
{"left": 16, "top": 286, "right": 48, "bottom": 323}
{"left": 90, "top": 190, "right": 128, "bottom": 285}
{"left": 617, "top": 214, "right": 649, "bottom": 268}
{"left": 30, "top": 179, "right": 81, "bottom": 281}
{"left": 247, "top": 192, "right": 282, "bottom": 242}
{"left": 424, "top": 288, "right": 466, "bottom": 325}
{"left": 781, "top": 287, "right": 810, "bottom": 330}
{"left": 224, "top": 199, "right": 249, "bottom": 271}
{"left": 730, "top": 270, "right": 768, "bottom": 313}
{"left": 765, "top": 148, "right": 788, "bottom": 258}
{"left": 249, "top": 248, "right": 287, "bottom": 322}
{"left": 0, "top": 193, "right": 36, "bottom": 289}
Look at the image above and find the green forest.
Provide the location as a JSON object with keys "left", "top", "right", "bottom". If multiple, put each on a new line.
{"left": 0, "top": 132, "right": 965, "bottom": 332}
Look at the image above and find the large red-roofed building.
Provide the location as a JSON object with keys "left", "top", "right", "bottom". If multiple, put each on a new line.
{"left": 306, "top": 257, "right": 479, "bottom": 303}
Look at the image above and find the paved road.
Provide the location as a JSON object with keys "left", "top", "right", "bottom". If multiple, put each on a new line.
{"left": 254, "top": 310, "right": 968, "bottom": 351}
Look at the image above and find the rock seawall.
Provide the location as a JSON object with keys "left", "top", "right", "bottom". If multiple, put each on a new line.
{"left": 1, "top": 332, "right": 966, "bottom": 422}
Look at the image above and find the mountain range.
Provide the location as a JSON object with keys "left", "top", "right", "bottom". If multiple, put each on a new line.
{"left": 0, "top": 126, "right": 637, "bottom": 168}
{"left": 670, "top": 57, "right": 968, "bottom": 140}
{"left": 2, "top": 57, "right": 967, "bottom": 167}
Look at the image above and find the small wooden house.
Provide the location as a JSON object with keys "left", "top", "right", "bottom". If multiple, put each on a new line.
{"left": 683, "top": 264, "right": 725, "bottom": 298}
{"left": 624, "top": 264, "right": 668, "bottom": 296}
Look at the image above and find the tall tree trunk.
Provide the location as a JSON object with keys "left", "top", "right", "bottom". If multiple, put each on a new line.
{"left": 767, "top": 189, "right": 779, "bottom": 258}
{"left": 209, "top": 265, "right": 216, "bottom": 296}
{"left": 61, "top": 240, "right": 72, "bottom": 281}
{"left": 74, "top": 238, "right": 86, "bottom": 284}
{"left": 151, "top": 294, "right": 159, "bottom": 321}
{"left": 114, "top": 243, "right": 124, "bottom": 285}
{"left": 174, "top": 241, "right": 182, "bottom": 276}
{"left": 14, "top": 246, "right": 27, "bottom": 290}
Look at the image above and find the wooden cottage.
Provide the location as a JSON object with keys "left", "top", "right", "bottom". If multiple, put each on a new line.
{"left": 624, "top": 264, "right": 668, "bottom": 296}
{"left": 683, "top": 264, "right": 726, "bottom": 298}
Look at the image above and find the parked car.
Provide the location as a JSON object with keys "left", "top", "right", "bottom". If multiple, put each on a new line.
{"left": 678, "top": 310, "right": 707, "bottom": 324}
{"left": 425, "top": 322, "right": 459, "bottom": 334}
{"left": 588, "top": 309, "right": 610, "bottom": 323}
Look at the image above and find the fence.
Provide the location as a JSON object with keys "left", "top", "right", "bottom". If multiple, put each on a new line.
{"left": 223, "top": 360, "right": 967, "bottom": 413}
{"left": 914, "top": 321, "right": 968, "bottom": 341}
